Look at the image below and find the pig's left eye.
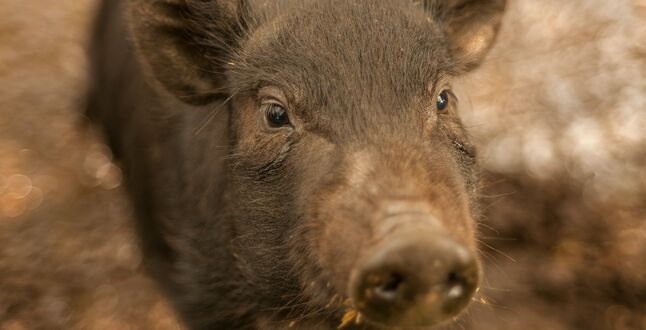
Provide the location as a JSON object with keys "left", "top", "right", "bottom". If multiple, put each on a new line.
{"left": 436, "top": 90, "right": 450, "bottom": 113}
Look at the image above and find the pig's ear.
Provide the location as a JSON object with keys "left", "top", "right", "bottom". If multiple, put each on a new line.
{"left": 127, "top": 0, "right": 250, "bottom": 104}
{"left": 426, "top": 0, "right": 506, "bottom": 71}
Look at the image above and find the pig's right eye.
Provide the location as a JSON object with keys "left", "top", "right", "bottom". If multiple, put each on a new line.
{"left": 436, "top": 90, "right": 450, "bottom": 113}
{"left": 264, "top": 103, "right": 291, "bottom": 128}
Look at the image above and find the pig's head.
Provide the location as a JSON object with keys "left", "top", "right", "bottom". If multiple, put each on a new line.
{"left": 128, "top": 0, "right": 505, "bottom": 328}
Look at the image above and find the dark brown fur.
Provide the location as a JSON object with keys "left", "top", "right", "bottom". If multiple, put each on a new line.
{"left": 86, "top": 0, "right": 505, "bottom": 329}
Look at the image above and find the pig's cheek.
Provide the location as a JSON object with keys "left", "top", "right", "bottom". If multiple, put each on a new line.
{"left": 234, "top": 124, "right": 292, "bottom": 169}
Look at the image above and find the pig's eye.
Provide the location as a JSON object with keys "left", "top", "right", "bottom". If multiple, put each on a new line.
{"left": 436, "top": 90, "right": 450, "bottom": 113}
{"left": 264, "top": 103, "right": 291, "bottom": 128}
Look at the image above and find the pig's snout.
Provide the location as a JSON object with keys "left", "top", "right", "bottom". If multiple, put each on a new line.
{"left": 349, "top": 226, "right": 479, "bottom": 327}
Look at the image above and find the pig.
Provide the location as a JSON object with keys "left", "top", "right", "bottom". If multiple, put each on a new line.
{"left": 86, "top": 0, "right": 506, "bottom": 329}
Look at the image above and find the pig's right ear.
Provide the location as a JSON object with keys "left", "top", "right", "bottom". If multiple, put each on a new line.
{"left": 127, "top": 0, "right": 250, "bottom": 104}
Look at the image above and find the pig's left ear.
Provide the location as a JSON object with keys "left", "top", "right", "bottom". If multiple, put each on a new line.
{"left": 426, "top": 0, "right": 507, "bottom": 71}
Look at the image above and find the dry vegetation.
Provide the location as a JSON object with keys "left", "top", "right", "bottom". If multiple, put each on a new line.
{"left": 0, "top": 0, "right": 644, "bottom": 329}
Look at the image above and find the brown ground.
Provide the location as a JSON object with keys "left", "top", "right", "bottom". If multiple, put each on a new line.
{"left": 0, "top": 1, "right": 644, "bottom": 329}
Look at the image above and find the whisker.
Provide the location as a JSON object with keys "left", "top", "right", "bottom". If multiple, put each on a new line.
{"left": 479, "top": 240, "right": 517, "bottom": 263}
{"left": 193, "top": 92, "right": 237, "bottom": 136}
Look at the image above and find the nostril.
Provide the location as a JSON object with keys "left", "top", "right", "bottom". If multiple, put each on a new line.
{"left": 374, "top": 272, "right": 404, "bottom": 300}
{"left": 447, "top": 271, "right": 458, "bottom": 284}
{"left": 445, "top": 271, "right": 467, "bottom": 299}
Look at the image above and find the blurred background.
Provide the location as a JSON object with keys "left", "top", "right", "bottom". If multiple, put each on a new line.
{"left": 0, "top": 0, "right": 644, "bottom": 329}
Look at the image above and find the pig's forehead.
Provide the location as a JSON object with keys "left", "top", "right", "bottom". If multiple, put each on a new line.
{"left": 233, "top": 0, "right": 453, "bottom": 105}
